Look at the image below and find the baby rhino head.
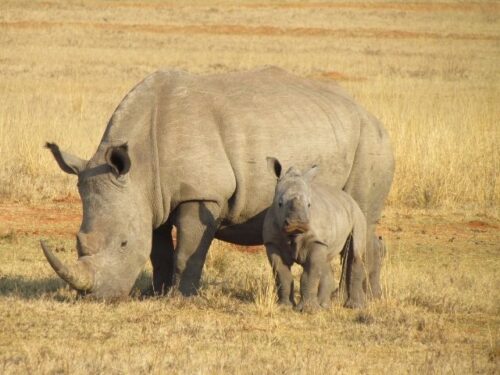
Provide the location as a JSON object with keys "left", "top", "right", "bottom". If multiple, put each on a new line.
{"left": 267, "top": 157, "right": 319, "bottom": 237}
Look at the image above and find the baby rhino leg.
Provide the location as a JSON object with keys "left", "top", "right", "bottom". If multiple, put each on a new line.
{"left": 295, "top": 244, "right": 326, "bottom": 313}
{"left": 318, "top": 263, "right": 335, "bottom": 308}
{"left": 265, "top": 243, "right": 295, "bottom": 307}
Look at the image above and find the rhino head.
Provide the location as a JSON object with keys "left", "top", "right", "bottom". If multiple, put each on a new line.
{"left": 41, "top": 142, "right": 154, "bottom": 299}
{"left": 267, "top": 157, "right": 319, "bottom": 236}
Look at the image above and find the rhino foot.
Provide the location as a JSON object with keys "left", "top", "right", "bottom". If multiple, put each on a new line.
{"left": 277, "top": 299, "right": 294, "bottom": 309}
{"left": 344, "top": 297, "right": 366, "bottom": 309}
{"left": 294, "top": 300, "right": 321, "bottom": 314}
{"left": 319, "top": 300, "right": 331, "bottom": 309}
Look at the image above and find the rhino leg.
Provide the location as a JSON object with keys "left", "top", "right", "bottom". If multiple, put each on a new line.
{"left": 344, "top": 256, "right": 366, "bottom": 309}
{"left": 343, "top": 221, "right": 367, "bottom": 308}
{"left": 265, "top": 243, "right": 294, "bottom": 306}
{"left": 342, "top": 110, "right": 394, "bottom": 300}
{"left": 150, "top": 221, "right": 175, "bottom": 295}
{"left": 365, "top": 234, "right": 386, "bottom": 299}
{"left": 318, "top": 263, "right": 334, "bottom": 308}
{"left": 173, "top": 201, "right": 221, "bottom": 296}
{"left": 295, "top": 244, "right": 325, "bottom": 313}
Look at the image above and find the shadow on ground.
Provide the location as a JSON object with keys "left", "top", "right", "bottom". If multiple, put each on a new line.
{"left": 0, "top": 275, "right": 67, "bottom": 300}
{"left": 0, "top": 270, "right": 154, "bottom": 301}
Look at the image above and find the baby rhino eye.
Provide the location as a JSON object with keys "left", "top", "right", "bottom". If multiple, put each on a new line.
{"left": 121, "top": 241, "right": 128, "bottom": 248}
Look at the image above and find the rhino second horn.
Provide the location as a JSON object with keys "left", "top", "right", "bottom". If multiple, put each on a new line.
{"left": 40, "top": 240, "right": 94, "bottom": 292}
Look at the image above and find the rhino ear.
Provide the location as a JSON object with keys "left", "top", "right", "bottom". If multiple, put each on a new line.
{"left": 105, "top": 143, "right": 131, "bottom": 177}
{"left": 266, "top": 157, "right": 282, "bottom": 179}
{"left": 45, "top": 142, "right": 87, "bottom": 175}
{"left": 303, "top": 164, "right": 319, "bottom": 182}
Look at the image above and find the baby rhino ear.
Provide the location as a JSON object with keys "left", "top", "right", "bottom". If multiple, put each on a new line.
{"left": 303, "top": 164, "right": 319, "bottom": 182}
{"left": 266, "top": 157, "right": 282, "bottom": 179}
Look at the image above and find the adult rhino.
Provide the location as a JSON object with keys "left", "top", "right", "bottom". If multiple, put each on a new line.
{"left": 41, "top": 66, "right": 394, "bottom": 300}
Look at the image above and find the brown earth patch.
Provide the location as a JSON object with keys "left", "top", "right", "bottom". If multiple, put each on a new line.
{"left": 0, "top": 202, "right": 81, "bottom": 238}
{"left": 1, "top": 203, "right": 498, "bottom": 250}
{"left": 52, "top": 194, "right": 81, "bottom": 204}
{"left": 40, "top": 1, "right": 499, "bottom": 14}
{"left": 1, "top": 21, "right": 498, "bottom": 42}
{"left": 315, "top": 71, "right": 367, "bottom": 82}
{"left": 242, "top": 2, "right": 500, "bottom": 13}
{"left": 467, "top": 220, "right": 499, "bottom": 229}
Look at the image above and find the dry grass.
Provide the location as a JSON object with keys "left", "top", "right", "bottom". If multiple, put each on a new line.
{"left": 0, "top": 209, "right": 499, "bottom": 374}
{"left": 0, "top": 1, "right": 499, "bottom": 374}
{"left": 0, "top": 0, "right": 498, "bottom": 212}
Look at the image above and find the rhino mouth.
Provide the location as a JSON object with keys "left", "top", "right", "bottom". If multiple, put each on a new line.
{"left": 283, "top": 222, "right": 310, "bottom": 236}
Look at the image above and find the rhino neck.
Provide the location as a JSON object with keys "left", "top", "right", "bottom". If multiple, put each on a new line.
{"left": 97, "top": 72, "right": 173, "bottom": 229}
{"left": 149, "top": 102, "right": 171, "bottom": 228}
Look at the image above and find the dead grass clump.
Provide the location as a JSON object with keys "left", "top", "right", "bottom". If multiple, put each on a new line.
{"left": 249, "top": 269, "right": 277, "bottom": 317}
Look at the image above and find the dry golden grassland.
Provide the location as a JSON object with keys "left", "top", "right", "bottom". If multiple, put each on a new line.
{"left": 0, "top": 1, "right": 499, "bottom": 374}
{"left": 0, "top": 0, "right": 498, "bottom": 210}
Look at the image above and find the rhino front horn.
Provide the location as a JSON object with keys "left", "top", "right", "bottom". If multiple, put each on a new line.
{"left": 40, "top": 240, "right": 94, "bottom": 292}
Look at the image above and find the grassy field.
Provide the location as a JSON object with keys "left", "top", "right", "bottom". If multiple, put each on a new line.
{"left": 0, "top": 203, "right": 498, "bottom": 373}
{"left": 0, "top": 0, "right": 498, "bottom": 211}
{"left": 0, "top": 1, "right": 499, "bottom": 374}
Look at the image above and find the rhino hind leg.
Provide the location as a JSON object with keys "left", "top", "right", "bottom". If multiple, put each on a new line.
{"left": 173, "top": 201, "right": 221, "bottom": 296}
{"left": 365, "top": 235, "right": 386, "bottom": 299}
{"left": 149, "top": 221, "right": 175, "bottom": 295}
{"left": 343, "top": 113, "right": 394, "bottom": 300}
{"left": 344, "top": 256, "right": 366, "bottom": 309}
{"left": 318, "top": 263, "right": 335, "bottom": 308}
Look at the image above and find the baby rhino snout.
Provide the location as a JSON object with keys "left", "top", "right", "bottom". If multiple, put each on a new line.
{"left": 283, "top": 218, "right": 310, "bottom": 235}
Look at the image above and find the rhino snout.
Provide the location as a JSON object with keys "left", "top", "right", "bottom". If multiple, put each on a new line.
{"left": 283, "top": 219, "right": 310, "bottom": 235}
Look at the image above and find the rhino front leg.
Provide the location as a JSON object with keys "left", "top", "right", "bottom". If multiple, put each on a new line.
{"left": 173, "top": 201, "right": 221, "bottom": 296}
{"left": 295, "top": 244, "right": 325, "bottom": 313}
{"left": 265, "top": 243, "right": 295, "bottom": 307}
{"left": 150, "top": 221, "right": 175, "bottom": 295}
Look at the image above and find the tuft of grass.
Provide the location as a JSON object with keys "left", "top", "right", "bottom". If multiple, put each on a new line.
{"left": 249, "top": 268, "right": 277, "bottom": 317}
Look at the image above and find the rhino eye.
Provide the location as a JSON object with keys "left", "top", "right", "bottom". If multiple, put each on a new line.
{"left": 278, "top": 199, "right": 283, "bottom": 208}
{"left": 121, "top": 241, "right": 128, "bottom": 248}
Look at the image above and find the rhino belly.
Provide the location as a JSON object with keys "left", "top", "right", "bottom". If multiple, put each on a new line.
{"left": 215, "top": 209, "right": 268, "bottom": 246}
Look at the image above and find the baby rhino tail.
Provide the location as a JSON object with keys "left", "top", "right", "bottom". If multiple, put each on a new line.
{"left": 351, "top": 204, "right": 367, "bottom": 261}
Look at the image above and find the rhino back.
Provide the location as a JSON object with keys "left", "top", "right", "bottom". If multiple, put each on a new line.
{"left": 99, "top": 67, "right": 370, "bottom": 228}
{"left": 158, "top": 67, "right": 362, "bottom": 222}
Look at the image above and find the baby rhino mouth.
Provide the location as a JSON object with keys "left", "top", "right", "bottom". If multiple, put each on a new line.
{"left": 283, "top": 221, "right": 310, "bottom": 236}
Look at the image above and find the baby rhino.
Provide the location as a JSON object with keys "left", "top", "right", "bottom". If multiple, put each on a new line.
{"left": 263, "top": 158, "right": 368, "bottom": 312}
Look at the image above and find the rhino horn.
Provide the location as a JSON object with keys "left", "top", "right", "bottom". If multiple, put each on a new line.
{"left": 40, "top": 240, "right": 94, "bottom": 292}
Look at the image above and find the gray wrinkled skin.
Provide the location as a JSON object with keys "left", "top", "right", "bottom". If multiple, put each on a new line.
{"left": 263, "top": 159, "right": 368, "bottom": 312}
{"left": 42, "top": 66, "right": 394, "bottom": 300}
